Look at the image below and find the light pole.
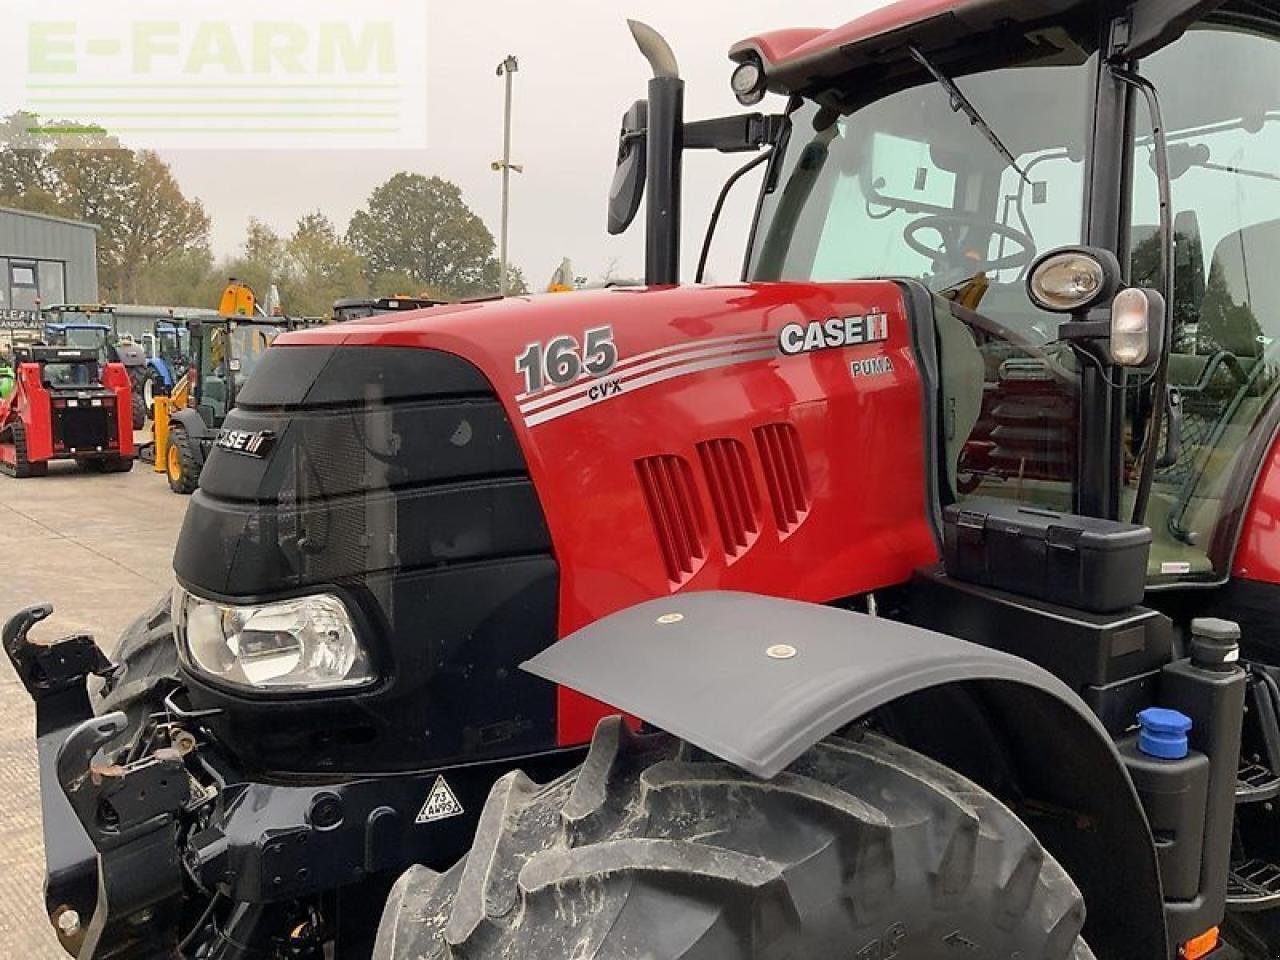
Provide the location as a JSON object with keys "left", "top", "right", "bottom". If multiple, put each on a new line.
{"left": 493, "top": 55, "right": 522, "bottom": 295}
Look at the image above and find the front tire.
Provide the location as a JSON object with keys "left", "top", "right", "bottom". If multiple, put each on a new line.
{"left": 375, "top": 718, "right": 1094, "bottom": 960}
{"left": 127, "top": 367, "right": 149, "bottom": 429}
{"left": 166, "top": 423, "right": 200, "bottom": 494}
{"left": 141, "top": 369, "right": 167, "bottom": 410}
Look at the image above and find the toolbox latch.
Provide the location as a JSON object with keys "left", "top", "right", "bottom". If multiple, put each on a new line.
{"left": 1047, "top": 524, "right": 1085, "bottom": 551}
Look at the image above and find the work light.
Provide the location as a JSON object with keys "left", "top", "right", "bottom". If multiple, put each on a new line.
{"left": 1027, "top": 249, "right": 1113, "bottom": 313}
{"left": 731, "top": 59, "right": 767, "bottom": 106}
{"left": 173, "top": 586, "right": 373, "bottom": 692}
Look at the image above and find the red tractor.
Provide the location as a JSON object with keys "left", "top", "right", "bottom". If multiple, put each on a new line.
{"left": 6, "top": 1, "right": 1280, "bottom": 958}
{"left": 0, "top": 345, "right": 135, "bottom": 477}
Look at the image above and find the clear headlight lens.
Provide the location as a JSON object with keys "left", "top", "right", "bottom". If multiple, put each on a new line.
{"left": 173, "top": 587, "right": 373, "bottom": 691}
{"left": 1028, "top": 251, "right": 1107, "bottom": 312}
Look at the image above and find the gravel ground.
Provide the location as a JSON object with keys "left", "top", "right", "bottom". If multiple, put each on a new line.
{"left": 0, "top": 458, "right": 187, "bottom": 958}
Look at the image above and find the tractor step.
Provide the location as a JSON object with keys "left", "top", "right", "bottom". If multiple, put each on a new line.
{"left": 1227, "top": 859, "right": 1280, "bottom": 911}
{"left": 1236, "top": 758, "right": 1280, "bottom": 804}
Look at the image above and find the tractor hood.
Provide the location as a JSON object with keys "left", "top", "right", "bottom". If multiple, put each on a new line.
{"left": 729, "top": 0, "right": 1227, "bottom": 103}
{"left": 274, "top": 283, "right": 941, "bottom": 645}
{"left": 177, "top": 282, "right": 944, "bottom": 770}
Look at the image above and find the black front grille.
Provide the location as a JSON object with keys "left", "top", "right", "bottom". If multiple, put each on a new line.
{"left": 55, "top": 406, "right": 113, "bottom": 451}
{"left": 174, "top": 345, "right": 561, "bottom": 775}
{"left": 182, "top": 346, "right": 547, "bottom": 593}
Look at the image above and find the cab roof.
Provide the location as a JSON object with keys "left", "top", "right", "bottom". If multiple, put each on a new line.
{"left": 729, "top": 0, "right": 1225, "bottom": 101}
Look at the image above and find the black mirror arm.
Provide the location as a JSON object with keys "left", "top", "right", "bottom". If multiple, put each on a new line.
{"left": 683, "top": 114, "right": 785, "bottom": 153}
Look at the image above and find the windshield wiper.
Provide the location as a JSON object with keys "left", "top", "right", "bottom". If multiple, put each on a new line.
{"left": 908, "top": 46, "right": 1030, "bottom": 185}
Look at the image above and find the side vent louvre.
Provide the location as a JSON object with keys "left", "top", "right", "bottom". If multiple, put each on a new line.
{"left": 752, "top": 422, "right": 811, "bottom": 535}
{"left": 635, "top": 455, "right": 706, "bottom": 585}
{"left": 696, "top": 438, "right": 761, "bottom": 560}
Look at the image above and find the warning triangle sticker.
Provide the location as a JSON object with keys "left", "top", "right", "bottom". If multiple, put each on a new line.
{"left": 416, "top": 776, "right": 464, "bottom": 824}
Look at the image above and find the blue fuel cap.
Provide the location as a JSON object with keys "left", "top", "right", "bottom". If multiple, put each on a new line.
{"left": 1137, "top": 707, "right": 1192, "bottom": 760}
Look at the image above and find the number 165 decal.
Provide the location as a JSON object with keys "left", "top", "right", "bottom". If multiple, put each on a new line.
{"left": 516, "top": 326, "right": 618, "bottom": 394}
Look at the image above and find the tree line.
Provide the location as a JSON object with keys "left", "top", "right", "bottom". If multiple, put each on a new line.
{"left": 0, "top": 112, "right": 526, "bottom": 316}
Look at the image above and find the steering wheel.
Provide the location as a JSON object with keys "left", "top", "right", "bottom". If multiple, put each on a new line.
{"left": 904, "top": 213, "right": 1035, "bottom": 274}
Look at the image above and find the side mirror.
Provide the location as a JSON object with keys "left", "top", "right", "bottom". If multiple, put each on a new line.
{"left": 607, "top": 100, "right": 648, "bottom": 236}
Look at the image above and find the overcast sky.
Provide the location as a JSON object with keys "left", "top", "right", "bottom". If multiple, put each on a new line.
{"left": 159, "top": 1, "right": 885, "bottom": 291}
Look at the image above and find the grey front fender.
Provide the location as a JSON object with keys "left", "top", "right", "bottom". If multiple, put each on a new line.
{"left": 523, "top": 590, "right": 1111, "bottom": 779}
{"left": 524, "top": 589, "right": 1170, "bottom": 958}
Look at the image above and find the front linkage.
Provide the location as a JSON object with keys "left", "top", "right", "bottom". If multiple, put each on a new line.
{"left": 4, "top": 603, "right": 191, "bottom": 959}
{"left": 3, "top": 603, "right": 579, "bottom": 960}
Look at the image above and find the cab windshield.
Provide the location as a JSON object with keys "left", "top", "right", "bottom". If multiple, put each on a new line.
{"left": 750, "top": 53, "right": 1097, "bottom": 514}
{"left": 750, "top": 54, "right": 1095, "bottom": 344}
{"left": 62, "top": 326, "right": 110, "bottom": 357}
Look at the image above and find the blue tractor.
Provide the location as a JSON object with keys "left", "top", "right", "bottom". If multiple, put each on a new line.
{"left": 138, "top": 319, "right": 191, "bottom": 408}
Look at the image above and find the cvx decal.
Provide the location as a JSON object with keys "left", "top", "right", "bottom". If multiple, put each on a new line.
{"left": 777, "top": 311, "right": 889, "bottom": 357}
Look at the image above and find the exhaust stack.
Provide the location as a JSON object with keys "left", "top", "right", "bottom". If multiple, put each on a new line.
{"left": 628, "top": 20, "right": 683, "bottom": 286}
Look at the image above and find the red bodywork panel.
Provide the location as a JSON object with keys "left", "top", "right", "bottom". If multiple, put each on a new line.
{"left": 0, "top": 361, "right": 133, "bottom": 466}
{"left": 731, "top": 0, "right": 962, "bottom": 67}
{"left": 283, "top": 284, "right": 940, "bottom": 744}
{"left": 1234, "top": 436, "right": 1280, "bottom": 583}
{"left": 730, "top": 0, "right": 1098, "bottom": 96}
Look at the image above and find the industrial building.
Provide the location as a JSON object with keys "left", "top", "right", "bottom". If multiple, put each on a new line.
{"left": 0, "top": 207, "right": 99, "bottom": 326}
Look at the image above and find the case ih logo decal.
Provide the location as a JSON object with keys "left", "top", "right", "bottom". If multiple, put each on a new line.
{"left": 777, "top": 311, "right": 889, "bottom": 357}
{"left": 215, "top": 428, "right": 276, "bottom": 458}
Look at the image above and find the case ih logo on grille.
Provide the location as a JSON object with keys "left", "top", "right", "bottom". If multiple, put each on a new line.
{"left": 777, "top": 311, "right": 889, "bottom": 357}
{"left": 215, "top": 429, "right": 276, "bottom": 458}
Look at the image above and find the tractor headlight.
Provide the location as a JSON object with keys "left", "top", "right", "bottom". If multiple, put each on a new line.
{"left": 173, "top": 586, "right": 373, "bottom": 692}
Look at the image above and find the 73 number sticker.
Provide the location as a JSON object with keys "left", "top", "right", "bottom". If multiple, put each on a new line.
{"left": 516, "top": 326, "right": 617, "bottom": 394}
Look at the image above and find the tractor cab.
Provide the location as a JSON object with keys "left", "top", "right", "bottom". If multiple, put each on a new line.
{"left": 152, "top": 320, "right": 189, "bottom": 364}
{"left": 139, "top": 319, "right": 191, "bottom": 403}
{"left": 161, "top": 281, "right": 292, "bottom": 494}
{"left": 43, "top": 320, "right": 112, "bottom": 359}
{"left": 695, "top": 0, "right": 1280, "bottom": 589}
{"left": 187, "top": 317, "right": 283, "bottom": 426}
{"left": 44, "top": 305, "right": 152, "bottom": 428}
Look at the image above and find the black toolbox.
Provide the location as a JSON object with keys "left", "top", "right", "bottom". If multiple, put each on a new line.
{"left": 942, "top": 498, "right": 1152, "bottom": 613}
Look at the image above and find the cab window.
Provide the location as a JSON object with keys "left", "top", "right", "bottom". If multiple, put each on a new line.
{"left": 1127, "top": 23, "right": 1280, "bottom": 582}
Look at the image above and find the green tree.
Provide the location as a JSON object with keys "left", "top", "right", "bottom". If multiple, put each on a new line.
{"left": 133, "top": 248, "right": 216, "bottom": 307}
{"left": 286, "top": 211, "right": 368, "bottom": 316}
{"left": 0, "top": 115, "right": 211, "bottom": 303}
{"left": 203, "top": 219, "right": 288, "bottom": 310}
{"left": 79, "top": 151, "right": 211, "bottom": 301}
{"left": 347, "top": 173, "right": 513, "bottom": 299}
